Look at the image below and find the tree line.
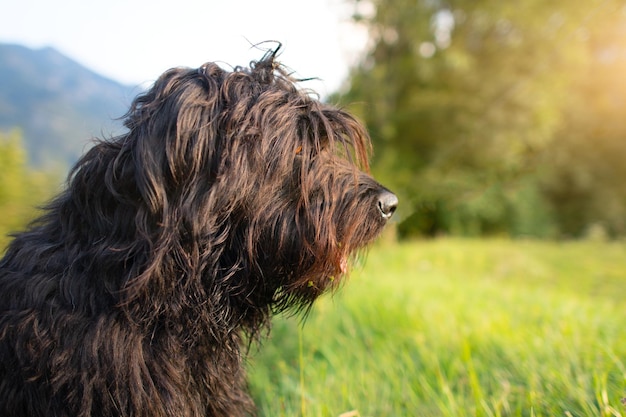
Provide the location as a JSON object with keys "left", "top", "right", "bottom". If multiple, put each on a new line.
{"left": 337, "top": 0, "right": 626, "bottom": 239}
{"left": 0, "top": 130, "right": 60, "bottom": 249}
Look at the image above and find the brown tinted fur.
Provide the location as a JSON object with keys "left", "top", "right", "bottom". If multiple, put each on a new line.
{"left": 0, "top": 51, "right": 396, "bottom": 416}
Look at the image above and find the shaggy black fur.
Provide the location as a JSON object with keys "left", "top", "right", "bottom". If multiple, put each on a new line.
{"left": 0, "top": 50, "right": 397, "bottom": 417}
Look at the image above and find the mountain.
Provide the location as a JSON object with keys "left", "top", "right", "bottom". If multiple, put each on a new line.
{"left": 0, "top": 43, "right": 139, "bottom": 166}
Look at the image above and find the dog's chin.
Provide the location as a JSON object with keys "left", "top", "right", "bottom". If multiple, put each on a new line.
{"left": 287, "top": 261, "right": 348, "bottom": 304}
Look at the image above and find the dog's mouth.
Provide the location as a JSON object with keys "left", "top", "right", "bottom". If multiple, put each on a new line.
{"left": 335, "top": 248, "right": 352, "bottom": 277}
{"left": 339, "top": 255, "right": 348, "bottom": 275}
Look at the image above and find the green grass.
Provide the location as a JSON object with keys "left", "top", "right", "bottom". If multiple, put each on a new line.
{"left": 247, "top": 238, "right": 626, "bottom": 417}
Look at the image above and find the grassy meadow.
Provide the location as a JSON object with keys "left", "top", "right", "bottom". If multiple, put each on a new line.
{"left": 247, "top": 238, "right": 626, "bottom": 417}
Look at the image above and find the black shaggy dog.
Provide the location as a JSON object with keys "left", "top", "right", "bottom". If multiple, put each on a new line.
{"left": 0, "top": 51, "right": 397, "bottom": 417}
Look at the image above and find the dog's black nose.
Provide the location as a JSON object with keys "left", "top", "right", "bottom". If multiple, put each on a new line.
{"left": 377, "top": 190, "right": 398, "bottom": 220}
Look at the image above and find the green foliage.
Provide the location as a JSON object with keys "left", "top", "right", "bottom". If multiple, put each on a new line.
{"left": 337, "top": 0, "right": 626, "bottom": 238}
{"left": 0, "top": 129, "right": 61, "bottom": 249}
{"left": 539, "top": 16, "right": 626, "bottom": 237}
{"left": 247, "top": 239, "right": 626, "bottom": 416}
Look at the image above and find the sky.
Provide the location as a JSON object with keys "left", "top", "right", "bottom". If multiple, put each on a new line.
{"left": 0, "top": 0, "right": 370, "bottom": 97}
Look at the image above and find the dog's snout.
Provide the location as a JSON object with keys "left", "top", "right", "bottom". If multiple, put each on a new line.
{"left": 377, "top": 190, "right": 398, "bottom": 220}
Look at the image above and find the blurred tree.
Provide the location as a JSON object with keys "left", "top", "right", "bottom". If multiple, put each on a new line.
{"left": 338, "top": 0, "right": 616, "bottom": 238}
{"left": 539, "top": 8, "right": 626, "bottom": 238}
{"left": 0, "top": 129, "right": 60, "bottom": 249}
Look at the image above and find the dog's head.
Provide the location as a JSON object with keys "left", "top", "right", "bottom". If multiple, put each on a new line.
{"left": 70, "top": 51, "right": 396, "bottom": 320}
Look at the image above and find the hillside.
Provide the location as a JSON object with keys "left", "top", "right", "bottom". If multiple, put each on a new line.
{"left": 0, "top": 43, "right": 138, "bottom": 166}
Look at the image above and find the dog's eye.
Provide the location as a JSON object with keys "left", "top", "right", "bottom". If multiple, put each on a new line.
{"left": 295, "top": 146, "right": 302, "bottom": 155}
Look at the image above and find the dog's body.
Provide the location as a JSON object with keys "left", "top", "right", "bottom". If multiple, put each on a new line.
{"left": 0, "top": 53, "right": 396, "bottom": 416}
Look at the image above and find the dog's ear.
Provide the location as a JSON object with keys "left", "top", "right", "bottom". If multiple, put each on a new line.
{"left": 112, "top": 67, "right": 232, "bottom": 303}
{"left": 121, "top": 66, "right": 227, "bottom": 218}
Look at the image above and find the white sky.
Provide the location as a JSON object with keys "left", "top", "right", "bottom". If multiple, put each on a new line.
{"left": 0, "top": 0, "right": 370, "bottom": 97}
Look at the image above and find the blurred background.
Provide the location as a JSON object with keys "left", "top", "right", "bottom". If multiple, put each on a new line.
{"left": 338, "top": 0, "right": 626, "bottom": 241}
{"left": 1, "top": 0, "right": 626, "bottom": 243}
